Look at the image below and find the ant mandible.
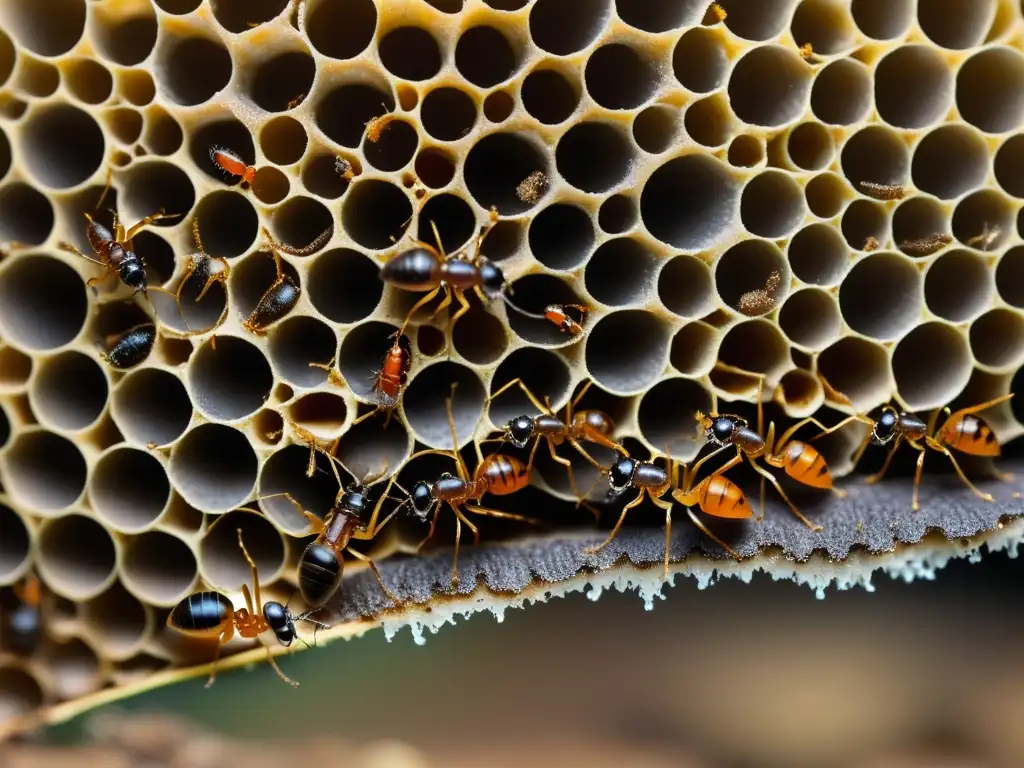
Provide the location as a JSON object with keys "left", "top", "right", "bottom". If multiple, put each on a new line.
{"left": 813, "top": 389, "right": 1015, "bottom": 511}
{"left": 482, "top": 378, "right": 625, "bottom": 503}
{"left": 403, "top": 386, "right": 542, "bottom": 587}
{"left": 695, "top": 365, "right": 843, "bottom": 531}
{"left": 166, "top": 529, "right": 327, "bottom": 688}
{"left": 60, "top": 205, "right": 177, "bottom": 296}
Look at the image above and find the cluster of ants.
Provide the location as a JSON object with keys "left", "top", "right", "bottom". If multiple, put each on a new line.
{"left": 29, "top": 142, "right": 1013, "bottom": 690}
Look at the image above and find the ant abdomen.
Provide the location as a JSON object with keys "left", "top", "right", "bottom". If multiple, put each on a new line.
{"left": 103, "top": 324, "right": 156, "bottom": 369}
{"left": 380, "top": 247, "right": 442, "bottom": 290}
{"left": 167, "top": 591, "right": 233, "bottom": 637}
{"left": 245, "top": 276, "right": 300, "bottom": 333}
{"left": 297, "top": 543, "right": 343, "bottom": 607}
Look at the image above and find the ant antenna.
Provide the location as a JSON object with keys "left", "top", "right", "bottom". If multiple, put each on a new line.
{"left": 499, "top": 291, "right": 548, "bottom": 321}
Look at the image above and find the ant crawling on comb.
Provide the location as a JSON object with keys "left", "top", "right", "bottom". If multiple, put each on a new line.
{"left": 59, "top": 179, "right": 179, "bottom": 296}
{"left": 814, "top": 381, "right": 1014, "bottom": 511}
{"left": 401, "top": 385, "right": 542, "bottom": 587}
{"left": 167, "top": 528, "right": 328, "bottom": 688}
{"left": 695, "top": 364, "right": 845, "bottom": 531}
{"left": 380, "top": 211, "right": 542, "bottom": 346}
{"left": 210, "top": 145, "right": 257, "bottom": 190}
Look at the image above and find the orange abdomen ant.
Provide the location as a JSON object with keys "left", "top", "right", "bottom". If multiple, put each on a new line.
{"left": 352, "top": 334, "right": 411, "bottom": 427}
{"left": 210, "top": 146, "right": 256, "bottom": 189}
{"left": 474, "top": 453, "right": 530, "bottom": 496}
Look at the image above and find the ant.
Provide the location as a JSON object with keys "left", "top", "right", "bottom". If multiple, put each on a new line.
{"left": 695, "top": 365, "right": 844, "bottom": 531}
{"left": 583, "top": 448, "right": 750, "bottom": 575}
{"left": 102, "top": 323, "right": 156, "bottom": 369}
{"left": 147, "top": 219, "right": 231, "bottom": 343}
{"left": 381, "top": 212, "right": 518, "bottom": 339}
{"left": 483, "top": 378, "right": 625, "bottom": 502}
{"left": 60, "top": 204, "right": 176, "bottom": 296}
{"left": 5, "top": 572, "right": 41, "bottom": 654}
{"left": 323, "top": 332, "right": 410, "bottom": 428}
{"left": 243, "top": 229, "right": 301, "bottom": 334}
{"left": 813, "top": 392, "right": 1015, "bottom": 511}
{"left": 209, "top": 145, "right": 256, "bottom": 190}
{"left": 262, "top": 461, "right": 406, "bottom": 608}
{"left": 403, "top": 387, "right": 542, "bottom": 586}
{"left": 506, "top": 302, "right": 590, "bottom": 336}
{"left": 167, "top": 529, "right": 327, "bottom": 688}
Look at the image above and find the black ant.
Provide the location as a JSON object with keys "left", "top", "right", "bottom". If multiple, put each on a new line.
{"left": 814, "top": 389, "right": 1015, "bottom": 511}
{"left": 59, "top": 195, "right": 177, "bottom": 296}
{"left": 402, "top": 387, "right": 541, "bottom": 586}
{"left": 166, "top": 529, "right": 327, "bottom": 688}
{"left": 483, "top": 378, "right": 625, "bottom": 502}
{"left": 251, "top": 448, "right": 406, "bottom": 608}
{"left": 381, "top": 212, "right": 534, "bottom": 342}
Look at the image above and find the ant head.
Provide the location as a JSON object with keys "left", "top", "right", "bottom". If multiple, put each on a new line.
{"left": 506, "top": 416, "right": 535, "bottom": 448}
{"left": 608, "top": 457, "right": 637, "bottom": 494}
{"left": 872, "top": 407, "right": 899, "bottom": 445}
{"left": 263, "top": 601, "right": 296, "bottom": 647}
{"left": 707, "top": 416, "right": 740, "bottom": 447}
{"left": 478, "top": 259, "right": 505, "bottom": 298}
{"left": 119, "top": 257, "right": 147, "bottom": 293}
{"left": 410, "top": 481, "right": 434, "bottom": 521}
{"left": 339, "top": 485, "right": 369, "bottom": 516}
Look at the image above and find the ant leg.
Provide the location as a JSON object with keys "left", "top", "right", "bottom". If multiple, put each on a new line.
{"left": 58, "top": 241, "right": 106, "bottom": 266}
{"left": 690, "top": 446, "right": 739, "bottom": 482}
{"left": 811, "top": 414, "right": 875, "bottom": 442}
{"left": 194, "top": 257, "right": 231, "bottom": 303}
{"left": 685, "top": 508, "right": 740, "bottom": 561}
{"left": 399, "top": 286, "right": 441, "bottom": 332}
{"left": 414, "top": 505, "right": 442, "bottom": 553}
{"left": 650, "top": 495, "right": 674, "bottom": 579}
{"left": 584, "top": 491, "right": 646, "bottom": 555}
{"left": 453, "top": 506, "right": 480, "bottom": 545}
{"left": 464, "top": 504, "right": 543, "bottom": 527}
{"left": 204, "top": 632, "right": 228, "bottom": 689}
{"left": 428, "top": 285, "right": 453, "bottom": 321}
{"left": 775, "top": 417, "right": 833, "bottom": 453}
{"left": 124, "top": 211, "right": 177, "bottom": 242}
{"left": 746, "top": 455, "right": 822, "bottom": 531}
{"left": 450, "top": 289, "right": 472, "bottom": 327}
{"left": 925, "top": 436, "right": 995, "bottom": 504}
{"left": 568, "top": 380, "right": 594, "bottom": 422}
{"left": 451, "top": 509, "right": 462, "bottom": 587}
{"left": 912, "top": 442, "right": 927, "bottom": 512}
{"left": 236, "top": 529, "right": 263, "bottom": 612}
{"left": 953, "top": 394, "right": 1014, "bottom": 417}
{"left": 345, "top": 548, "right": 401, "bottom": 605}
{"left": 866, "top": 436, "right": 904, "bottom": 485}
{"left": 351, "top": 405, "right": 382, "bottom": 426}
{"left": 444, "top": 385, "right": 470, "bottom": 482}
{"left": 259, "top": 636, "right": 299, "bottom": 687}
{"left": 547, "top": 439, "right": 581, "bottom": 500}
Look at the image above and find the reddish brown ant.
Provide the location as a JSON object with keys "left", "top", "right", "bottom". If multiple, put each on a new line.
{"left": 102, "top": 323, "right": 156, "bottom": 369}
{"left": 167, "top": 529, "right": 327, "bottom": 688}
{"left": 258, "top": 461, "right": 406, "bottom": 609}
{"left": 584, "top": 448, "right": 750, "bottom": 575}
{"left": 60, "top": 206, "right": 176, "bottom": 296}
{"left": 483, "top": 378, "right": 625, "bottom": 503}
{"left": 695, "top": 365, "right": 843, "bottom": 531}
{"left": 403, "top": 387, "right": 542, "bottom": 586}
{"left": 209, "top": 146, "right": 256, "bottom": 190}
{"left": 813, "top": 392, "right": 1015, "bottom": 511}
{"left": 506, "top": 302, "right": 590, "bottom": 336}
{"left": 310, "top": 334, "right": 410, "bottom": 428}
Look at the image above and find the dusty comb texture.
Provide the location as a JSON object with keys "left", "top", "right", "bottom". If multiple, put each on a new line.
{"left": 0, "top": 0, "right": 1023, "bottom": 735}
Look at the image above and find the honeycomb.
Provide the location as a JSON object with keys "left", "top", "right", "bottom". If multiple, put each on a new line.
{"left": 2, "top": 0, "right": 1024, "bottom": 733}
